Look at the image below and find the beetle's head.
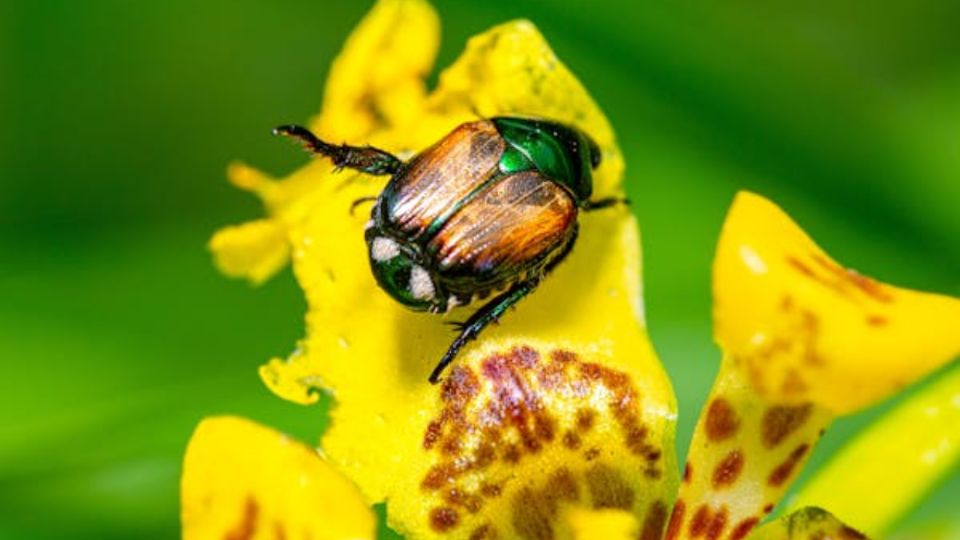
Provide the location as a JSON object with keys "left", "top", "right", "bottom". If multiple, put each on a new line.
{"left": 365, "top": 231, "right": 442, "bottom": 312}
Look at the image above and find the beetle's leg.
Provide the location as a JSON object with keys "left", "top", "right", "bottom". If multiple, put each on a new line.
{"left": 273, "top": 124, "right": 402, "bottom": 176}
{"left": 428, "top": 280, "right": 539, "bottom": 384}
{"left": 582, "top": 197, "right": 630, "bottom": 211}
{"left": 349, "top": 196, "right": 378, "bottom": 216}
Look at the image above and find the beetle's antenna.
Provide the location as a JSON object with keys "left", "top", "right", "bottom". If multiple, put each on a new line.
{"left": 272, "top": 124, "right": 403, "bottom": 176}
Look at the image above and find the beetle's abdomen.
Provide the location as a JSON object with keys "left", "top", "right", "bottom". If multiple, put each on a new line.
{"left": 381, "top": 120, "right": 504, "bottom": 240}
{"left": 429, "top": 171, "right": 577, "bottom": 292}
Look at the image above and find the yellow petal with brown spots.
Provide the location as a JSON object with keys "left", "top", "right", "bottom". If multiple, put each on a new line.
{"left": 181, "top": 416, "right": 374, "bottom": 540}
{"left": 791, "top": 364, "right": 960, "bottom": 537}
{"left": 220, "top": 6, "right": 677, "bottom": 537}
{"left": 749, "top": 507, "right": 870, "bottom": 540}
{"left": 666, "top": 358, "right": 833, "bottom": 540}
{"left": 713, "top": 191, "right": 960, "bottom": 414}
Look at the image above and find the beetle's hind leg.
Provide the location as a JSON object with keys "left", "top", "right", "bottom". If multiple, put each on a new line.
{"left": 273, "top": 124, "right": 402, "bottom": 176}
{"left": 428, "top": 280, "right": 540, "bottom": 384}
{"left": 583, "top": 197, "right": 630, "bottom": 211}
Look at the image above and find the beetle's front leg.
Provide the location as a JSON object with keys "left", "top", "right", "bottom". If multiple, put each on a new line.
{"left": 273, "top": 124, "right": 402, "bottom": 176}
{"left": 428, "top": 279, "right": 540, "bottom": 384}
{"left": 582, "top": 197, "right": 630, "bottom": 211}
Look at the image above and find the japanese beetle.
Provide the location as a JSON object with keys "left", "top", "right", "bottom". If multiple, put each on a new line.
{"left": 275, "top": 117, "right": 623, "bottom": 383}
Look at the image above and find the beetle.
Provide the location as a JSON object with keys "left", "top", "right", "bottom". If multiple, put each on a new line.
{"left": 274, "top": 117, "right": 624, "bottom": 383}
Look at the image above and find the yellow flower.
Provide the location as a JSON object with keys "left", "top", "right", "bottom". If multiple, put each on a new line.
{"left": 189, "top": 1, "right": 960, "bottom": 539}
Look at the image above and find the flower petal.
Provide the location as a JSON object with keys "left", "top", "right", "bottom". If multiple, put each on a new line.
{"left": 713, "top": 191, "right": 960, "bottom": 413}
{"left": 748, "top": 507, "right": 871, "bottom": 540}
{"left": 313, "top": 0, "right": 440, "bottom": 142}
{"left": 559, "top": 507, "right": 639, "bottom": 540}
{"left": 181, "top": 416, "right": 374, "bottom": 540}
{"left": 666, "top": 359, "right": 832, "bottom": 540}
{"left": 791, "top": 365, "right": 960, "bottom": 536}
{"left": 209, "top": 219, "right": 289, "bottom": 285}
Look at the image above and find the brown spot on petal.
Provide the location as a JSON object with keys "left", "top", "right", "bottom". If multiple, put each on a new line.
{"left": 640, "top": 500, "right": 669, "bottom": 540}
{"left": 480, "top": 482, "right": 502, "bottom": 499}
{"left": 762, "top": 404, "right": 813, "bottom": 448}
{"left": 511, "top": 468, "right": 581, "bottom": 540}
{"left": 576, "top": 408, "right": 597, "bottom": 432}
{"left": 729, "top": 517, "right": 760, "bottom": 540}
{"left": 444, "top": 488, "right": 484, "bottom": 513}
{"left": 780, "top": 369, "right": 809, "bottom": 396}
{"left": 423, "top": 420, "right": 443, "bottom": 450}
{"left": 689, "top": 505, "right": 710, "bottom": 537}
{"left": 866, "top": 315, "right": 888, "bottom": 327}
{"left": 712, "top": 449, "right": 744, "bottom": 488}
{"left": 763, "top": 503, "right": 774, "bottom": 514}
{"left": 430, "top": 506, "right": 460, "bottom": 532}
{"left": 422, "top": 463, "right": 457, "bottom": 491}
{"left": 811, "top": 253, "right": 893, "bottom": 303}
{"left": 562, "top": 430, "right": 582, "bottom": 450}
{"left": 665, "top": 499, "right": 685, "bottom": 540}
{"left": 706, "top": 506, "right": 728, "bottom": 540}
{"left": 223, "top": 496, "right": 258, "bottom": 540}
{"left": 585, "top": 463, "right": 635, "bottom": 510}
{"left": 687, "top": 505, "right": 728, "bottom": 540}
{"left": 683, "top": 462, "right": 692, "bottom": 483}
{"left": 503, "top": 443, "right": 522, "bottom": 464}
{"left": 470, "top": 523, "right": 497, "bottom": 539}
{"left": 768, "top": 443, "right": 810, "bottom": 486}
{"left": 705, "top": 398, "right": 740, "bottom": 441}
{"left": 584, "top": 447, "right": 601, "bottom": 461}
{"left": 786, "top": 255, "right": 815, "bottom": 278}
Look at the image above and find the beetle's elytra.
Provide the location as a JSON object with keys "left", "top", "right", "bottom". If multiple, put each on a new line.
{"left": 275, "top": 117, "right": 624, "bottom": 383}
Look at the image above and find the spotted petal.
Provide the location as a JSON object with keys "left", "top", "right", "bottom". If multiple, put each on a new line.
{"left": 181, "top": 416, "right": 375, "bottom": 540}
{"left": 667, "top": 192, "right": 959, "bottom": 540}
{"left": 666, "top": 360, "right": 832, "bottom": 540}
{"left": 713, "top": 191, "right": 960, "bottom": 414}
{"left": 219, "top": 4, "right": 677, "bottom": 539}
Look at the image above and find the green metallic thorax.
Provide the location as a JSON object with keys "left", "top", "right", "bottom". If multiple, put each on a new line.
{"left": 492, "top": 117, "right": 598, "bottom": 202}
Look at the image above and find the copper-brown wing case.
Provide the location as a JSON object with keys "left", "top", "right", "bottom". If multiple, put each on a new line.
{"left": 428, "top": 171, "right": 578, "bottom": 293}
{"left": 380, "top": 120, "right": 505, "bottom": 240}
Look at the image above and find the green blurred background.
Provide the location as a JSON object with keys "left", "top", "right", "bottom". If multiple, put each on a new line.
{"left": 2, "top": 1, "right": 958, "bottom": 538}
